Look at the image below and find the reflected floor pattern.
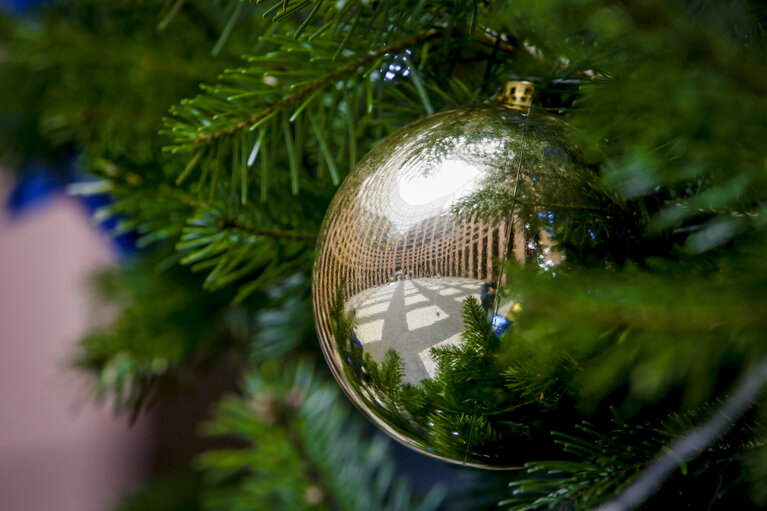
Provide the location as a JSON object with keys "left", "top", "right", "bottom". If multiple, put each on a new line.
{"left": 348, "top": 277, "right": 482, "bottom": 385}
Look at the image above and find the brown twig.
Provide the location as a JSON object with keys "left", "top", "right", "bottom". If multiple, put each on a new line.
{"left": 596, "top": 356, "right": 767, "bottom": 511}
{"left": 221, "top": 218, "right": 316, "bottom": 243}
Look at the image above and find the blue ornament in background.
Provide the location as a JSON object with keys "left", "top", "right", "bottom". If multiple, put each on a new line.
{"left": 5, "top": 156, "right": 137, "bottom": 254}
{"left": 0, "top": 0, "right": 52, "bottom": 13}
{"left": 5, "top": 162, "right": 65, "bottom": 215}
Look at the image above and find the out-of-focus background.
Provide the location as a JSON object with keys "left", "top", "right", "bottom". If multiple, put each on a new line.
{"left": 0, "top": 174, "right": 249, "bottom": 511}
{"left": 0, "top": 175, "right": 152, "bottom": 511}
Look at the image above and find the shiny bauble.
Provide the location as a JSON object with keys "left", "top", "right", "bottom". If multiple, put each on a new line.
{"left": 312, "top": 103, "right": 619, "bottom": 468}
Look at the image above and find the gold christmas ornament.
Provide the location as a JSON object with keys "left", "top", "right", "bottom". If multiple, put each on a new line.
{"left": 312, "top": 85, "right": 618, "bottom": 467}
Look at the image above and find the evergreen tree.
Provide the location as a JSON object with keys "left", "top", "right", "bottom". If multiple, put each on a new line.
{"left": 1, "top": 0, "right": 766, "bottom": 509}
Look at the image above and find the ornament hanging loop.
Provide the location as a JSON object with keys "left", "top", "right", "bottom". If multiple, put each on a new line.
{"left": 497, "top": 80, "right": 535, "bottom": 109}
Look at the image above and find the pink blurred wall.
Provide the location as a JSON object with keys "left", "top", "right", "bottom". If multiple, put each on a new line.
{"left": 0, "top": 177, "right": 152, "bottom": 511}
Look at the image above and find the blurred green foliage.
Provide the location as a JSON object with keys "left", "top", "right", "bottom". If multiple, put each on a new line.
{"left": 2, "top": 0, "right": 767, "bottom": 509}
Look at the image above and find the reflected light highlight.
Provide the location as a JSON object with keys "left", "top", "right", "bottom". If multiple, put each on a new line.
{"left": 397, "top": 158, "right": 483, "bottom": 206}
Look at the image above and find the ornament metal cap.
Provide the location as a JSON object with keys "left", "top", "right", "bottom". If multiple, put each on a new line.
{"left": 497, "top": 80, "right": 535, "bottom": 108}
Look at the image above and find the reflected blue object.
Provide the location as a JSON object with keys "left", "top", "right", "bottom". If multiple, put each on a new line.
{"left": 491, "top": 314, "right": 512, "bottom": 337}
{"left": 350, "top": 329, "right": 363, "bottom": 350}
{"left": 544, "top": 146, "right": 566, "bottom": 161}
{"left": 380, "top": 49, "right": 412, "bottom": 82}
{"left": 537, "top": 211, "right": 555, "bottom": 221}
{"left": 537, "top": 210, "right": 558, "bottom": 236}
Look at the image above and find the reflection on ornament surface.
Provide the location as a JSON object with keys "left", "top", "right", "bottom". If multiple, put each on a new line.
{"left": 313, "top": 103, "right": 616, "bottom": 467}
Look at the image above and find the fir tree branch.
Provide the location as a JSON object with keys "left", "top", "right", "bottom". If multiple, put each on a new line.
{"left": 220, "top": 218, "right": 316, "bottom": 242}
{"left": 613, "top": 0, "right": 767, "bottom": 96}
{"left": 281, "top": 391, "right": 346, "bottom": 511}
{"left": 188, "top": 28, "right": 440, "bottom": 148}
{"left": 516, "top": 200, "right": 609, "bottom": 212}
{"left": 198, "top": 360, "right": 446, "bottom": 510}
{"left": 597, "top": 356, "right": 767, "bottom": 511}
